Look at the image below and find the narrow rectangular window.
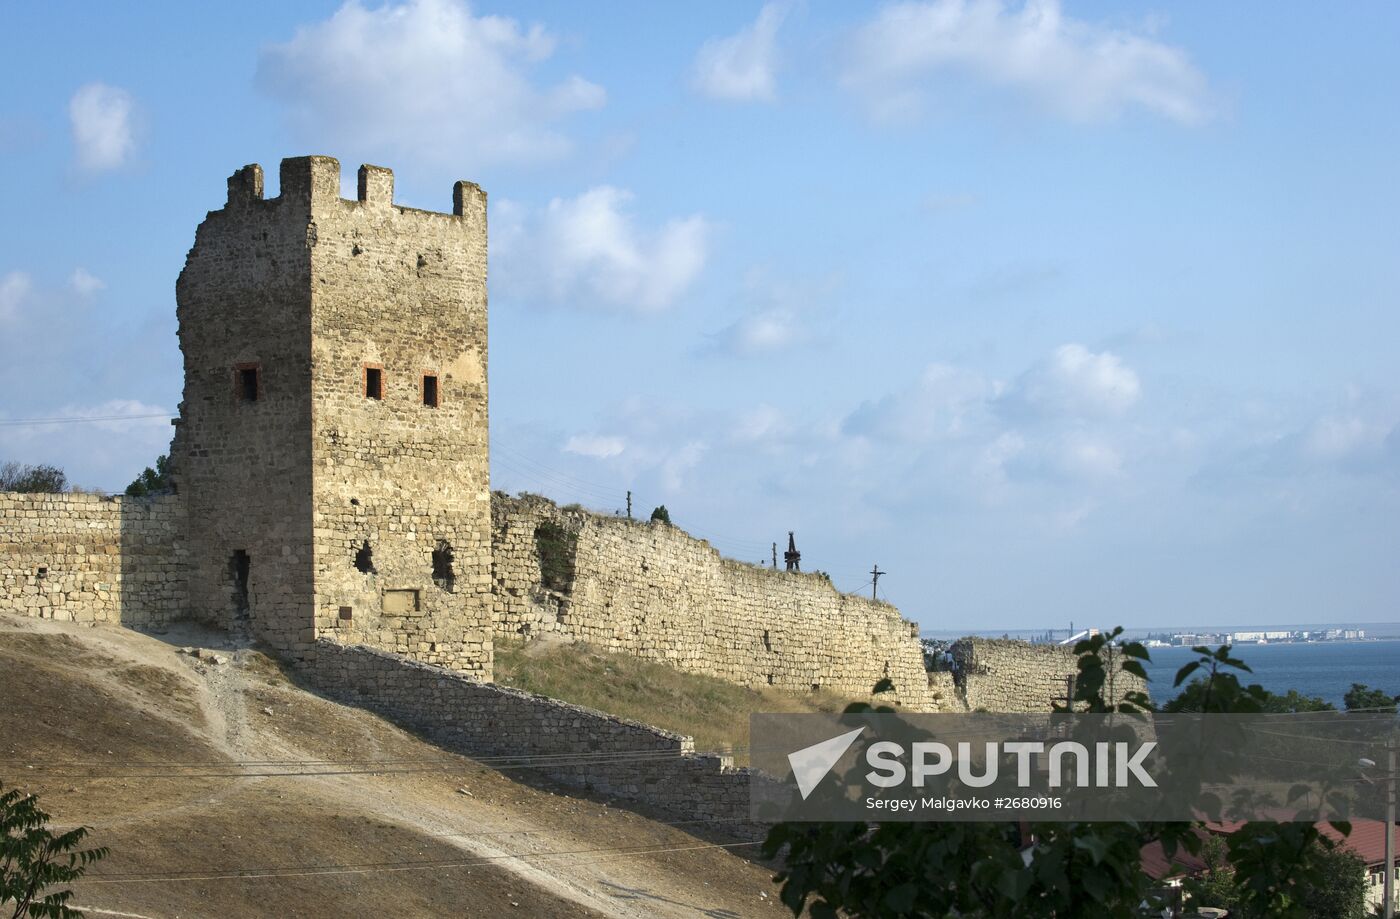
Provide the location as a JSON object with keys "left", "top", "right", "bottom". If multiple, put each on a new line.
{"left": 364, "top": 365, "right": 383, "bottom": 400}
{"left": 422, "top": 374, "right": 439, "bottom": 408}
{"left": 235, "top": 363, "right": 260, "bottom": 402}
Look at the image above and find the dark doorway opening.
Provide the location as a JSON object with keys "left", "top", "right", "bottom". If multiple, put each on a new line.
{"left": 230, "top": 550, "right": 250, "bottom": 621}
{"left": 354, "top": 541, "right": 376, "bottom": 574}
{"left": 432, "top": 540, "right": 455, "bottom": 591}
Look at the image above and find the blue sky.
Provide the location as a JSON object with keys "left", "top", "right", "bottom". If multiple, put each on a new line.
{"left": 2, "top": 1, "right": 1397, "bottom": 630}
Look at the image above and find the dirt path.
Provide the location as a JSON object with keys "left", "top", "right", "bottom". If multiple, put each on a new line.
{"left": 0, "top": 614, "right": 791, "bottom": 919}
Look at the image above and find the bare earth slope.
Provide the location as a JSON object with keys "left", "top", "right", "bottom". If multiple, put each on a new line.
{"left": 0, "top": 614, "right": 790, "bottom": 919}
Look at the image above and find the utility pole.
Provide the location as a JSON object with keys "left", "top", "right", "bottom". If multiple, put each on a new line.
{"left": 626, "top": 490, "right": 632, "bottom": 519}
{"left": 870, "top": 564, "right": 885, "bottom": 600}
{"left": 1388, "top": 740, "right": 1396, "bottom": 919}
{"left": 771, "top": 542, "right": 778, "bottom": 568}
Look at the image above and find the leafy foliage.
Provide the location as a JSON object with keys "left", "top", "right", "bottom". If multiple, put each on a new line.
{"left": 0, "top": 463, "right": 67, "bottom": 494}
{"left": 1, "top": 783, "right": 108, "bottom": 918}
{"left": 649, "top": 505, "right": 671, "bottom": 525}
{"left": 763, "top": 630, "right": 1361, "bottom": 918}
{"left": 123, "top": 454, "right": 172, "bottom": 497}
{"left": 1343, "top": 683, "right": 1398, "bottom": 713}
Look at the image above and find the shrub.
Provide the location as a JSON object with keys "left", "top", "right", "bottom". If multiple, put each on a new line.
{"left": 125, "top": 454, "right": 173, "bottom": 496}
{"left": 1, "top": 783, "right": 109, "bottom": 918}
{"left": 649, "top": 505, "right": 671, "bottom": 525}
{"left": 0, "top": 462, "right": 67, "bottom": 494}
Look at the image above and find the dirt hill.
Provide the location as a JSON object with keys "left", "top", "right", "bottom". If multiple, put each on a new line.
{"left": 0, "top": 613, "right": 792, "bottom": 919}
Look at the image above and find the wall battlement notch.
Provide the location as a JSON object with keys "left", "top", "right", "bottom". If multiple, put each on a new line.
{"left": 222, "top": 156, "right": 482, "bottom": 220}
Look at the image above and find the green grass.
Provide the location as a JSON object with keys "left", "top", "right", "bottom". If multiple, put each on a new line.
{"left": 492, "top": 638, "right": 862, "bottom": 762}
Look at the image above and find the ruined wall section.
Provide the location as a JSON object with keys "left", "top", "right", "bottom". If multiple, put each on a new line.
{"left": 306, "top": 160, "right": 493, "bottom": 674}
{"left": 946, "top": 638, "right": 1147, "bottom": 712}
{"left": 171, "top": 160, "right": 316, "bottom": 652}
{"left": 300, "top": 640, "right": 759, "bottom": 830}
{"left": 0, "top": 493, "right": 186, "bottom": 627}
{"left": 492, "top": 495, "right": 933, "bottom": 709}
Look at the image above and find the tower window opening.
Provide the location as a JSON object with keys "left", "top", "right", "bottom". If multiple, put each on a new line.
{"left": 364, "top": 365, "right": 383, "bottom": 400}
{"left": 422, "top": 374, "right": 439, "bottom": 408}
{"left": 432, "top": 539, "right": 455, "bottom": 591}
{"left": 235, "top": 364, "right": 261, "bottom": 402}
{"left": 354, "top": 540, "right": 376, "bottom": 574}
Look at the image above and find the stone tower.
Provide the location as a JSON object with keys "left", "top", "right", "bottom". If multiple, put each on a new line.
{"left": 171, "top": 156, "right": 492, "bottom": 675}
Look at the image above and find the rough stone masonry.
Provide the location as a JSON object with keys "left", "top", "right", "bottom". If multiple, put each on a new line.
{"left": 0, "top": 155, "right": 1131, "bottom": 717}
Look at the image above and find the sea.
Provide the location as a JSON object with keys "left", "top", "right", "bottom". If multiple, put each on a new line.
{"left": 1140, "top": 640, "right": 1400, "bottom": 708}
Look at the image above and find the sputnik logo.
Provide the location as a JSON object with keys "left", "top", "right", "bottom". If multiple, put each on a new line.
{"left": 788, "top": 727, "right": 865, "bottom": 799}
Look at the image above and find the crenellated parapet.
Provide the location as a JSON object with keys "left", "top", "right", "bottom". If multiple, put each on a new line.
{"left": 213, "top": 156, "right": 485, "bottom": 225}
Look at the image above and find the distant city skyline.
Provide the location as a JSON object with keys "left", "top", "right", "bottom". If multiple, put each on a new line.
{"left": 2, "top": 1, "right": 1397, "bottom": 629}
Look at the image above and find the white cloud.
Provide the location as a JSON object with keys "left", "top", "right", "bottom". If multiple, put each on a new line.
{"left": 844, "top": 362, "right": 998, "bottom": 443}
{"left": 661, "top": 441, "right": 707, "bottom": 493}
{"left": 68, "top": 83, "right": 138, "bottom": 172}
{"left": 1055, "top": 433, "right": 1124, "bottom": 480}
{"left": 691, "top": 3, "right": 788, "bottom": 102}
{"left": 0, "top": 271, "right": 32, "bottom": 324}
{"left": 1300, "top": 415, "right": 1384, "bottom": 463}
{"left": 1008, "top": 343, "right": 1141, "bottom": 418}
{"left": 844, "top": 0, "right": 1212, "bottom": 124}
{"left": 711, "top": 307, "right": 800, "bottom": 355}
{"left": 493, "top": 187, "right": 708, "bottom": 311}
{"left": 69, "top": 268, "right": 105, "bottom": 297}
{"left": 564, "top": 434, "right": 625, "bottom": 459}
{"left": 257, "top": 0, "right": 605, "bottom": 168}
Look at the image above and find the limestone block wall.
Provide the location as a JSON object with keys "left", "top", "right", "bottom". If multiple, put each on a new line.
{"left": 947, "top": 638, "right": 1147, "bottom": 712}
{"left": 172, "top": 156, "right": 494, "bottom": 673}
{"left": 299, "top": 640, "right": 758, "bottom": 829}
{"left": 172, "top": 159, "right": 317, "bottom": 651}
{"left": 0, "top": 493, "right": 187, "bottom": 627}
{"left": 492, "top": 494, "right": 933, "bottom": 710}
{"left": 306, "top": 160, "right": 493, "bottom": 675}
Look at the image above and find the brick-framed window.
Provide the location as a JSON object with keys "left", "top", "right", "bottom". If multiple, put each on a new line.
{"left": 363, "top": 363, "right": 384, "bottom": 400}
{"left": 421, "top": 372, "right": 440, "bottom": 408}
{"left": 234, "top": 362, "right": 262, "bottom": 403}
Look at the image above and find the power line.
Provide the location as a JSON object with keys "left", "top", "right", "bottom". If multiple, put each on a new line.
{"left": 82, "top": 839, "right": 764, "bottom": 885}
{"left": 0, "top": 413, "right": 170, "bottom": 427}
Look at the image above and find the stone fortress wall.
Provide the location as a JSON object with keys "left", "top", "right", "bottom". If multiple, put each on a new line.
{"left": 301, "top": 160, "right": 494, "bottom": 675}
{"left": 0, "top": 155, "right": 1123, "bottom": 726}
{"left": 936, "top": 638, "right": 1147, "bottom": 712}
{"left": 492, "top": 493, "right": 935, "bottom": 710}
{"left": 0, "top": 493, "right": 187, "bottom": 628}
{"left": 171, "top": 157, "right": 494, "bottom": 673}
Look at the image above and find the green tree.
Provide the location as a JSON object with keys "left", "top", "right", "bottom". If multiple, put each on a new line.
{"left": 764, "top": 633, "right": 1354, "bottom": 918}
{"left": 1294, "top": 843, "right": 1366, "bottom": 919}
{"left": 1343, "top": 683, "right": 1397, "bottom": 713}
{"left": 1187, "top": 834, "right": 1242, "bottom": 914}
{"left": 649, "top": 505, "right": 671, "bottom": 525}
{"left": 124, "top": 455, "right": 172, "bottom": 497}
{"left": 1164, "top": 679, "right": 1334, "bottom": 714}
{"left": 0, "top": 463, "right": 67, "bottom": 494}
{"left": 1, "top": 784, "right": 108, "bottom": 918}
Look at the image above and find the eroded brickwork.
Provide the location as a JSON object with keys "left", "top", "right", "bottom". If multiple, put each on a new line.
{"left": 171, "top": 156, "right": 493, "bottom": 672}
{"left": 943, "top": 638, "right": 1147, "bottom": 712}
{"left": 492, "top": 494, "right": 934, "bottom": 710}
{"left": 0, "top": 493, "right": 186, "bottom": 627}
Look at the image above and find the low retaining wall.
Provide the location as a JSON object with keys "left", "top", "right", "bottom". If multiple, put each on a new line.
{"left": 0, "top": 492, "right": 187, "bottom": 628}
{"left": 299, "top": 639, "right": 762, "bottom": 831}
